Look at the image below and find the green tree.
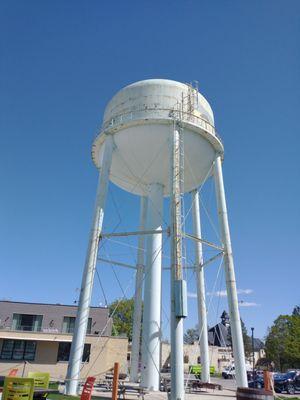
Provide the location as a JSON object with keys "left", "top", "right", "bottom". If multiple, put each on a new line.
{"left": 241, "top": 319, "right": 252, "bottom": 358}
{"left": 292, "top": 305, "right": 300, "bottom": 316}
{"left": 109, "top": 298, "right": 143, "bottom": 342}
{"left": 265, "top": 314, "right": 300, "bottom": 371}
{"left": 109, "top": 298, "right": 134, "bottom": 341}
{"left": 256, "top": 357, "right": 273, "bottom": 369}
{"left": 184, "top": 327, "right": 199, "bottom": 344}
{"left": 227, "top": 319, "right": 252, "bottom": 357}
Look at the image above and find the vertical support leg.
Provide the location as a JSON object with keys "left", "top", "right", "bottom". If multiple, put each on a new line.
{"left": 130, "top": 196, "right": 148, "bottom": 382}
{"left": 170, "top": 127, "right": 185, "bottom": 400}
{"left": 191, "top": 189, "right": 210, "bottom": 383}
{"left": 66, "top": 134, "right": 114, "bottom": 395}
{"left": 141, "top": 184, "right": 163, "bottom": 391}
{"left": 213, "top": 155, "right": 248, "bottom": 388}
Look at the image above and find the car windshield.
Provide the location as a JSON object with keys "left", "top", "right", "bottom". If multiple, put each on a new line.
{"left": 274, "top": 373, "right": 286, "bottom": 380}
{"left": 274, "top": 372, "right": 295, "bottom": 381}
{"left": 286, "top": 372, "right": 296, "bottom": 379}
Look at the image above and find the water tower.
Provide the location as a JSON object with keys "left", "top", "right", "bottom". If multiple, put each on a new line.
{"left": 65, "top": 79, "right": 248, "bottom": 399}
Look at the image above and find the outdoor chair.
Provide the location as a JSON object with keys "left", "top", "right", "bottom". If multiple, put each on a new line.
{"left": 27, "top": 372, "right": 50, "bottom": 389}
{"left": 2, "top": 377, "right": 34, "bottom": 400}
{"left": 80, "top": 377, "right": 96, "bottom": 400}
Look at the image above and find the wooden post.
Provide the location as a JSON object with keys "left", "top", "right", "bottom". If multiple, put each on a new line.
{"left": 112, "top": 362, "right": 120, "bottom": 400}
{"left": 264, "top": 371, "right": 272, "bottom": 392}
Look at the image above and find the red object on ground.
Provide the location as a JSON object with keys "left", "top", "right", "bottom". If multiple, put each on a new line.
{"left": 112, "top": 363, "right": 120, "bottom": 400}
{"left": 80, "top": 376, "right": 96, "bottom": 400}
{"left": 263, "top": 371, "right": 272, "bottom": 392}
{"left": 8, "top": 368, "right": 18, "bottom": 377}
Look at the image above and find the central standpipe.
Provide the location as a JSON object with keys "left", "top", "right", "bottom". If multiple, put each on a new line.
{"left": 191, "top": 189, "right": 210, "bottom": 383}
{"left": 130, "top": 196, "right": 148, "bottom": 382}
{"left": 214, "top": 155, "right": 248, "bottom": 388}
{"left": 170, "top": 126, "right": 186, "bottom": 400}
{"left": 66, "top": 134, "right": 114, "bottom": 395}
{"left": 141, "top": 183, "right": 163, "bottom": 391}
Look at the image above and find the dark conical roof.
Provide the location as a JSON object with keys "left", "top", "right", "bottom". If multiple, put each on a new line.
{"left": 220, "top": 310, "right": 230, "bottom": 325}
{"left": 208, "top": 323, "right": 230, "bottom": 347}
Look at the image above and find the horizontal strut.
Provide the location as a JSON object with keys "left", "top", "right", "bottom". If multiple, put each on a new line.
{"left": 97, "top": 258, "right": 137, "bottom": 270}
{"left": 184, "top": 232, "right": 224, "bottom": 251}
{"left": 100, "top": 228, "right": 168, "bottom": 238}
{"left": 195, "top": 251, "right": 224, "bottom": 270}
{"left": 98, "top": 257, "right": 199, "bottom": 271}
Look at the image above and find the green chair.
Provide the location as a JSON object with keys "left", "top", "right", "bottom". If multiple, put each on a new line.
{"left": 2, "top": 377, "right": 34, "bottom": 400}
{"left": 189, "top": 364, "right": 216, "bottom": 375}
{"left": 27, "top": 372, "right": 50, "bottom": 389}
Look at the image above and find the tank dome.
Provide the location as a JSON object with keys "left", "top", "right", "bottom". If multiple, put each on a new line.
{"left": 102, "top": 79, "right": 214, "bottom": 130}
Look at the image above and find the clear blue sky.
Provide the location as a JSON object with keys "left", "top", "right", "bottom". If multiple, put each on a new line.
{"left": 1, "top": 1, "right": 299, "bottom": 339}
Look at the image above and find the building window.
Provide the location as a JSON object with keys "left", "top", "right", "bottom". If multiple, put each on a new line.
{"left": 62, "top": 317, "right": 92, "bottom": 334}
{"left": 0, "top": 340, "right": 36, "bottom": 361}
{"left": 57, "top": 342, "right": 91, "bottom": 362}
{"left": 183, "top": 355, "right": 189, "bottom": 363}
{"left": 197, "top": 356, "right": 201, "bottom": 364}
{"left": 12, "top": 314, "right": 43, "bottom": 332}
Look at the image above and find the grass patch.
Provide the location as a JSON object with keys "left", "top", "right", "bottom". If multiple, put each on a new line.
{"left": 275, "top": 398, "right": 300, "bottom": 400}
{"left": 48, "top": 395, "right": 79, "bottom": 400}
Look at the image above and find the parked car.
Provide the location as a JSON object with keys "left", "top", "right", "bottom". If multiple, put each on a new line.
{"left": 248, "top": 370, "right": 300, "bottom": 393}
{"left": 248, "top": 374, "right": 264, "bottom": 389}
{"left": 222, "top": 364, "right": 252, "bottom": 379}
{"left": 273, "top": 371, "right": 300, "bottom": 395}
{"left": 222, "top": 365, "right": 235, "bottom": 379}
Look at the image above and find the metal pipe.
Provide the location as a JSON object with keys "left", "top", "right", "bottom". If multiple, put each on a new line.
{"left": 191, "top": 189, "right": 210, "bottom": 383}
{"left": 213, "top": 155, "right": 248, "bottom": 388}
{"left": 65, "top": 134, "right": 114, "bottom": 395}
{"left": 100, "top": 228, "right": 166, "bottom": 238}
{"left": 201, "top": 252, "right": 223, "bottom": 268}
{"left": 141, "top": 184, "right": 163, "bottom": 391}
{"left": 170, "top": 127, "right": 185, "bottom": 400}
{"left": 130, "top": 196, "right": 148, "bottom": 382}
{"left": 183, "top": 232, "right": 224, "bottom": 251}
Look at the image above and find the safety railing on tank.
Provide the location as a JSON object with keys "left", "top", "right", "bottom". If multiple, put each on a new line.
{"left": 102, "top": 108, "right": 222, "bottom": 143}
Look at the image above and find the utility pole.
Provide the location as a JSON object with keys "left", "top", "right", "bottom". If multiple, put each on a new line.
{"left": 251, "top": 327, "right": 255, "bottom": 378}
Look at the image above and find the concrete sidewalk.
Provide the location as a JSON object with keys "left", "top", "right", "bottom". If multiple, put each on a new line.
{"left": 93, "top": 388, "right": 236, "bottom": 400}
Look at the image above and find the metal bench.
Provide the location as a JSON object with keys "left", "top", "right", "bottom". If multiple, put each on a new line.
{"left": 161, "top": 377, "right": 222, "bottom": 393}
{"left": 118, "top": 384, "right": 148, "bottom": 400}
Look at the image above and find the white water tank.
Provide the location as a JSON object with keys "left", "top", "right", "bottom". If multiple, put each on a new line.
{"left": 92, "top": 79, "right": 223, "bottom": 196}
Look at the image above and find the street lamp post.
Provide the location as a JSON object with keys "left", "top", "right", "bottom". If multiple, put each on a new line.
{"left": 251, "top": 327, "right": 255, "bottom": 378}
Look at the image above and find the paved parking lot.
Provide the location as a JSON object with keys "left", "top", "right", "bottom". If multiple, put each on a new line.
{"left": 90, "top": 375, "right": 300, "bottom": 400}
{"left": 211, "top": 376, "right": 300, "bottom": 398}
{"left": 92, "top": 377, "right": 300, "bottom": 399}
{"left": 211, "top": 376, "right": 236, "bottom": 391}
